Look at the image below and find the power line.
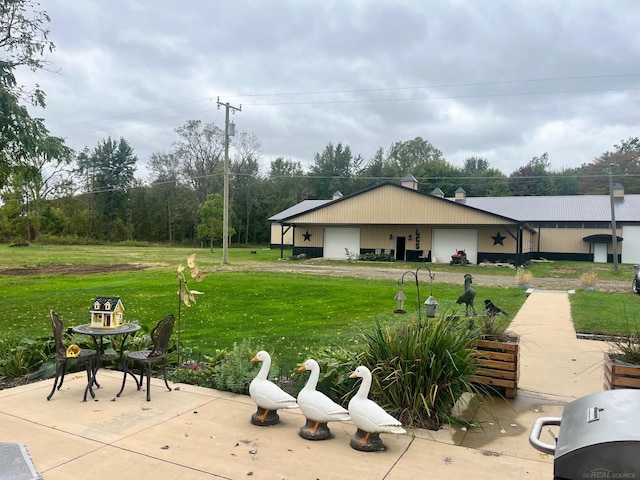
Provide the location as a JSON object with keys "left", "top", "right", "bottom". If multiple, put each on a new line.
{"left": 49, "top": 74, "right": 640, "bottom": 136}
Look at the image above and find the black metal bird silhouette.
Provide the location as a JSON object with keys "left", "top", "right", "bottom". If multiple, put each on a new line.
{"left": 484, "top": 299, "right": 509, "bottom": 317}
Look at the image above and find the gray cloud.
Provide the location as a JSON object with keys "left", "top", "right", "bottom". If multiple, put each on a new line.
{"left": 22, "top": 0, "right": 640, "bottom": 179}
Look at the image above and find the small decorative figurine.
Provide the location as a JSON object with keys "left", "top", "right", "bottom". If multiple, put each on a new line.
{"left": 297, "top": 359, "right": 350, "bottom": 440}
{"left": 249, "top": 350, "right": 298, "bottom": 426}
{"left": 348, "top": 366, "right": 406, "bottom": 451}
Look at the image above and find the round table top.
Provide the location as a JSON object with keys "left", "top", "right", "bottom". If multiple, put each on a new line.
{"left": 72, "top": 323, "right": 141, "bottom": 336}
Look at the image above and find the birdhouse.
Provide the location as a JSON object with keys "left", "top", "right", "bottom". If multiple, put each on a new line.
{"left": 90, "top": 296, "right": 125, "bottom": 328}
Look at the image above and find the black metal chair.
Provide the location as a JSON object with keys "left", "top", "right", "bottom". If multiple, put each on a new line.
{"left": 117, "top": 314, "right": 175, "bottom": 401}
{"left": 47, "top": 310, "right": 97, "bottom": 402}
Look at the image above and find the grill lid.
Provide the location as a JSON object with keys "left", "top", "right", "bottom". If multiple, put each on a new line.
{"left": 530, "top": 389, "right": 640, "bottom": 480}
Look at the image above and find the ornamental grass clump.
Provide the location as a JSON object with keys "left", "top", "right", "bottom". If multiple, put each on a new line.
{"left": 358, "top": 316, "right": 481, "bottom": 430}
{"left": 611, "top": 331, "right": 640, "bottom": 365}
{"left": 515, "top": 267, "right": 532, "bottom": 286}
{"left": 579, "top": 271, "right": 598, "bottom": 288}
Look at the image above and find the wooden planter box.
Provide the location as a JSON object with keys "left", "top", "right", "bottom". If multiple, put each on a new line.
{"left": 604, "top": 353, "right": 640, "bottom": 390}
{"left": 471, "top": 336, "right": 520, "bottom": 399}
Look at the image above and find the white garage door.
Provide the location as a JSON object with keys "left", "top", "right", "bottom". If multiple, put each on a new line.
{"left": 622, "top": 226, "right": 640, "bottom": 264}
{"left": 432, "top": 229, "right": 478, "bottom": 264}
{"left": 324, "top": 227, "right": 360, "bottom": 260}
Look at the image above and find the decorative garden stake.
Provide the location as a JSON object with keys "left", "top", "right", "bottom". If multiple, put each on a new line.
{"left": 456, "top": 273, "right": 476, "bottom": 316}
{"left": 176, "top": 254, "right": 206, "bottom": 366}
{"left": 394, "top": 266, "right": 436, "bottom": 320}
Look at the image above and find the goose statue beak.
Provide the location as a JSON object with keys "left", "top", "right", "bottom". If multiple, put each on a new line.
{"left": 298, "top": 364, "right": 307, "bottom": 372}
{"left": 349, "top": 371, "right": 357, "bottom": 378}
{"left": 250, "top": 355, "right": 259, "bottom": 362}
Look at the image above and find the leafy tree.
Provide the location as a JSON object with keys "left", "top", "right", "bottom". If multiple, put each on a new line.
{"left": 461, "top": 156, "right": 510, "bottom": 197}
{"left": 197, "top": 193, "right": 231, "bottom": 250}
{"left": 386, "top": 137, "right": 444, "bottom": 176}
{"left": 309, "top": 142, "right": 363, "bottom": 198}
{"left": 75, "top": 137, "right": 137, "bottom": 240}
{"left": 230, "top": 132, "right": 262, "bottom": 245}
{"left": 509, "top": 153, "right": 553, "bottom": 196}
{"left": 0, "top": 0, "right": 54, "bottom": 107}
{"left": 580, "top": 138, "right": 640, "bottom": 194}
{"left": 0, "top": 0, "right": 62, "bottom": 191}
{"left": 148, "top": 151, "right": 183, "bottom": 242}
{"left": 552, "top": 166, "right": 583, "bottom": 195}
{"left": 265, "top": 157, "right": 308, "bottom": 214}
{"left": 172, "top": 120, "right": 225, "bottom": 204}
{"left": 356, "top": 147, "right": 398, "bottom": 190}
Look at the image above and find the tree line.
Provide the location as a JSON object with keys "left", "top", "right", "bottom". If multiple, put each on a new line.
{"left": 2, "top": 1, "right": 639, "bottom": 246}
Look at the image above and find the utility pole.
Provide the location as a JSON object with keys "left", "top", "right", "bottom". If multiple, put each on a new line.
{"left": 609, "top": 163, "right": 618, "bottom": 273}
{"left": 217, "top": 98, "right": 241, "bottom": 265}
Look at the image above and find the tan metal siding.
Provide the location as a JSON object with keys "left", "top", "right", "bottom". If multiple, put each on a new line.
{"left": 294, "top": 226, "right": 324, "bottom": 247}
{"left": 537, "top": 228, "right": 621, "bottom": 253}
{"left": 289, "top": 185, "right": 515, "bottom": 226}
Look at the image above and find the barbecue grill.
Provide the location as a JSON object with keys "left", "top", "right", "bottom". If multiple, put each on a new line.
{"left": 529, "top": 389, "right": 640, "bottom": 480}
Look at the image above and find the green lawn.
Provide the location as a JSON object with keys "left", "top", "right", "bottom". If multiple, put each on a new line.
{"left": 1, "top": 244, "right": 637, "bottom": 368}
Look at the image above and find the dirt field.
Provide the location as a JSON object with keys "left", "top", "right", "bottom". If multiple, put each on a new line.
{"left": 1, "top": 261, "right": 630, "bottom": 293}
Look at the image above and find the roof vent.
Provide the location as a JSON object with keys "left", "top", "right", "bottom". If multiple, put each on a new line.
{"left": 332, "top": 191, "right": 343, "bottom": 200}
{"left": 613, "top": 183, "right": 624, "bottom": 199}
{"left": 400, "top": 174, "right": 418, "bottom": 190}
{"left": 431, "top": 187, "right": 445, "bottom": 198}
{"left": 454, "top": 187, "right": 467, "bottom": 203}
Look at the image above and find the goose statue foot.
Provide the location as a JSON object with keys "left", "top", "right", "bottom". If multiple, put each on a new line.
{"left": 251, "top": 407, "right": 280, "bottom": 426}
{"left": 350, "top": 429, "right": 386, "bottom": 452}
{"left": 299, "top": 418, "right": 332, "bottom": 440}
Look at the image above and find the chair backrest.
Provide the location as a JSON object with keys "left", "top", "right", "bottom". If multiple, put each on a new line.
{"left": 50, "top": 310, "right": 67, "bottom": 357}
{"left": 148, "top": 314, "right": 175, "bottom": 357}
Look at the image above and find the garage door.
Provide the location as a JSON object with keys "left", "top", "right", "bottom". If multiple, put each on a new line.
{"left": 432, "top": 229, "right": 478, "bottom": 264}
{"left": 622, "top": 226, "right": 640, "bottom": 264}
{"left": 324, "top": 227, "right": 360, "bottom": 260}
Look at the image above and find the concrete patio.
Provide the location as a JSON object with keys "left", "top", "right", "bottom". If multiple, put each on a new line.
{"left": 0, "top": 290, "right": 610, "bottom": 479}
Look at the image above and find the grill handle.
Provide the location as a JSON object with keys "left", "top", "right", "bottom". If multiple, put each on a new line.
{"left": 529, "top": 416, "right": 561, "bottom": 455}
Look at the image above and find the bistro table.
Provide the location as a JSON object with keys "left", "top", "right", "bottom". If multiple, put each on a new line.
{"left": 72, "top": 323, "right": 141, "bottom": 389}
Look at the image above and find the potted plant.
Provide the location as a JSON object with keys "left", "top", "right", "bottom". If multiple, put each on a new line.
{"left": 515, "top": 267, "right": 532, "bottom": 289}
{"left": 604, "top": 332, "right": 640, "bottom": 390}
{"left": 469, "top": 316, "right": 520, "bottom": 399}
{"left": 579, "top": 271, "right": 598, "bottom": 292}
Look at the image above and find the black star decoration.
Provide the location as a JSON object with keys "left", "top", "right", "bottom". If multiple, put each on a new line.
{"left": 303, "top": 230, "right": 312, "bottom": 242}
{"left": 492, "top": 232, "right": 506, "bottom": 246}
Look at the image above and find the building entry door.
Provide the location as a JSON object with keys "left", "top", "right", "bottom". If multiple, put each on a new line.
{"left": 395, "top": 236, "right": 406, "bottom": 261}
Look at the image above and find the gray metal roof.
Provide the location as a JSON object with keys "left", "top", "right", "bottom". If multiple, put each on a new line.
{"left": 268, "top": 199, "right": 330, "bottom": 221}
{"left": 461, "top": 195, "right": 640, "bottom": 222}
{"left": 268, "top": 188, "right": 640, "bottom": 224}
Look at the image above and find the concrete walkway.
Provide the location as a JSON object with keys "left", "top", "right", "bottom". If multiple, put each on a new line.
{"left": 0, "top": 291, "right": 610, "bottom": 479}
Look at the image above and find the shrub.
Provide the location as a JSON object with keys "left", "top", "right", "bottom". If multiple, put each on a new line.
{"left": 0, "top": 335, "right": 51, "bottom": 378}
{"left": 357, "top": 252, "right": 395, "bottom": 262}
{"left": 358, "top": 316, "right": 481, "bottom": 430}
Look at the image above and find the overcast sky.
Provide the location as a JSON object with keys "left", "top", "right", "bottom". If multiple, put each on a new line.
{"left": 21, "top": 0, "right": 640, "bottom": 180}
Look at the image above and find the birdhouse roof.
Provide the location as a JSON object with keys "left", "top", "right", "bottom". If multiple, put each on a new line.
{"left": 91, "top": 296, "right": 124, "bottom": 312}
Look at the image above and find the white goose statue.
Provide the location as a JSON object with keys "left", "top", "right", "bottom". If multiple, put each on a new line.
{"left": 297, "top": 358, "right": 350, "bottom": 440}
{"left": 249, "top": 350, "right": 298, "bottom": 425}
{"left": 348, "top": 365, "right": 406, "bottom": 451}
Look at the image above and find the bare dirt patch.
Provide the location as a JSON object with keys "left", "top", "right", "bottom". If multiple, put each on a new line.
{"left": 0, "top": 263, "right": 150, "bottom": 276}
